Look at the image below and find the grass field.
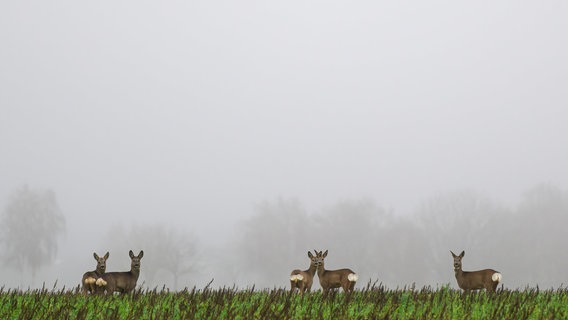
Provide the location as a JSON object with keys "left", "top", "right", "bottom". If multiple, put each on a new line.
{"left": 1, "top": 282, "right": 567, "bottom": 319}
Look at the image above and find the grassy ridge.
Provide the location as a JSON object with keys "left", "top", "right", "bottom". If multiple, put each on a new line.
{"left": 1, "top": 284, "right": 567, "bottom": 319}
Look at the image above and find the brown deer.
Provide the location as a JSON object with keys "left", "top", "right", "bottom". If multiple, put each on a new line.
{"left": 81, "top": 252, "right": 109, "bottom": 295}
{"left": 290, "top": 251, "right": 319, "bottom": 294}
{"left": 451, "top": 250, "right": 502, "bottom": 293}
{"left": 315, "top": 250, "right": 358, "bottom": 294}
{"left": 96, "top": 250, "right": 144, "bottom": 295}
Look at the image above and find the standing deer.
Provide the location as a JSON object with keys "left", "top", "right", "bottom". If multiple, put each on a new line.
{"left": 315, "top": 250, "right": 358, "bottom": 294}
{"left": 96, "top": 250, "right": 144, "bottom": 295}
{"left": 290, "top": 251, "right": 319, "bottom": 294}
{"left": 451, "top": 250, "right": 502, "bottom": 293}
{"left": 81, "top": 252, "right": 109, "bottom": 295}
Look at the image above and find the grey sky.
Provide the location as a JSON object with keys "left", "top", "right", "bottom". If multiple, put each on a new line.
{"left": 1, "top": 1, "right": 568, "bottom": 248}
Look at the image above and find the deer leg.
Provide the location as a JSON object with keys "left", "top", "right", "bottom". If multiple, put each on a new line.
{"left": 89, "top": 284, "right": 95, "bottom": 294}
{"left": 348, "top": 283, "right": 355, "bottom": 293}
{"left": 349, "top": 281, "right": 356, "bottom": 292}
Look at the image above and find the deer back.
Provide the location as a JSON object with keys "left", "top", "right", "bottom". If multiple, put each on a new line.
{"left": 455, "top": 269, "right": 501, "bottom": 291}
{"left": 290, "top": 269, "right": 313, "bottom": 289}
{"left": 99, "top": 270, "right": 139, "bottom": 293}
{"left": 290, "top": 267, "right": 317, "bottom": 289}
{"left": 318, "top": 268, "right": 356, "bottom": 289}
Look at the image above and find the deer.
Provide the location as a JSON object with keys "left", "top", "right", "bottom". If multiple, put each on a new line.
{"left": 290, "top": 251, "right": 319, "bottom": 294}
{"left": 451, "top": 250, "right": 502, "bottom": 293}
{"left": 81, "top": 252, "right": 109, "bottom": 295}
{"left": 96, "top": 250, "right": 144, "bottom": 295}
{"left": 314, "top": 250, "right": 358, "bottom": 294}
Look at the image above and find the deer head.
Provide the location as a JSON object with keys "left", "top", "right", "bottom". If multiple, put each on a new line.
{"left": 313, "top": 249, "right": 327, "bottom": 269}
{"left": 450, "top": 250, "right": 465, "bottom": 271}
{"left": 129, "top": 250, "right": 144, "bottom": 271}
{"left": 94, "top": 252, "right": 110, "bottom": 274}
{"left": 306, "top": 251, "right": 318, "bottom": 268}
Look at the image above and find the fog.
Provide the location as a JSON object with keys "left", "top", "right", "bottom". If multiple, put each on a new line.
{"left": 1, "top": 1, "right": 567, "bottom": 291}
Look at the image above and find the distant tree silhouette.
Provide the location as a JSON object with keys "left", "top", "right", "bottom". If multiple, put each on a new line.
{"left": 506, "top": 184, "right": 568, "bottom": 287}
{"left": 234, "top": 198, "right": 393, "bottom": 288}
{"left": 416, "top": 189, "right": 509, "bottom": 285}
{"left": 0, "top": 186, "right": 66, "bottom": 286}
{"left": 311, "top": 199, "right": 391, "bottom": 283}
{"left": 103, "top": 224, "right": 199, "bottom": 290}
{"left": 235, "top": 198, "right": 309, "bottom": 288}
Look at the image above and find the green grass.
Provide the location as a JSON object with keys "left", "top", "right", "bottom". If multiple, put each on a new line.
{"left": 1, "top": 283, "right": 567, "bottom": 319}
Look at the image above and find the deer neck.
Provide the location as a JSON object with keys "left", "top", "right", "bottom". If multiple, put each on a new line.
{"left": 454, "top": 266, "right": 463, "bottom": 277}
{"left": 96, "top": 266, "right": 105, "bottom": 276}
{"left": 317, "top": 263, "right": 326, "bottom": 278}
{"left": 130, "top": 267, "right": 140, "bottom": 279}
{"left": 306, "top": 262, "right": 317, "bottom": 277}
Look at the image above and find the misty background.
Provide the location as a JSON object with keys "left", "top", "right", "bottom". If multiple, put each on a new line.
{"left": 1, "top": 1, "right": 567, "bottom": 291}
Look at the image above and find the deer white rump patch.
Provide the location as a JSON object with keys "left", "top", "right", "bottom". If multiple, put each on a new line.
{"left": 96, "top": 278, "right": 107, "bottom": 286}
{"left": 492, "top": 273, "right": 502, "bottom": 283}
{"left": 347, "top": 273, "right": 358, "bottom": 282}
{"left": 84, "top": 277, "right": 96, "bottom": 285}
{"left": 290, "top": 274, "right": 304, "bottom": 282}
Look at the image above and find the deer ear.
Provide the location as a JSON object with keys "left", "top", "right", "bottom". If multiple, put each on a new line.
{"left": 450, "top": 251, "right": 455, "bottom": 257}
{"left": 138, "top": 250, "right": 144, "bottom": 258}
{"left": 129, "top": 250, "right": 134, "bottom": 258}
{"left": 93, "top": 252, "right": 99, "bottom": 260}
{"left": 323, "top": 250, "right": 328, "bottom": 258}
{"left": 460, "top": 251, "right": 465, "bottom": 258}
{"left": 308, "top": 251, "right": 313, "bottom": 258}
{"left": 104, "top": 252, "right": 110, "bottom": 260}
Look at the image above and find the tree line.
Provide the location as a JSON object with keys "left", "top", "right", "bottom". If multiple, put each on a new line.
{"left": 231, "top": 184, "right": 568, "bottom": 289}
{"left": 1, "top": 184, "right": 567, "bottom": 290}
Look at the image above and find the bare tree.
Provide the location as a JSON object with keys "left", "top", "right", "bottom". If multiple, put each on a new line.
{"left": 416, "top": 189, "right": 509, "bottom": 285}
{"left": 505, "top": 184, "right": 568, "bottom": 287}
{"left": 235, "top": 198, "right": 310, "bottom": 288}
{"left": 0, "top": 186, "right": 66, "bottom": 286}
{"left": 102, "top": 223, "right": 199, "bottom": 290}
{"left": 146, "top": 226, "right": 199, "bottom": 290}
{"left": 367, "top": 215, "right": 431, "bottom": 287}
{"left": 312, "top": 199, "right": 390, "bottom": 284}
